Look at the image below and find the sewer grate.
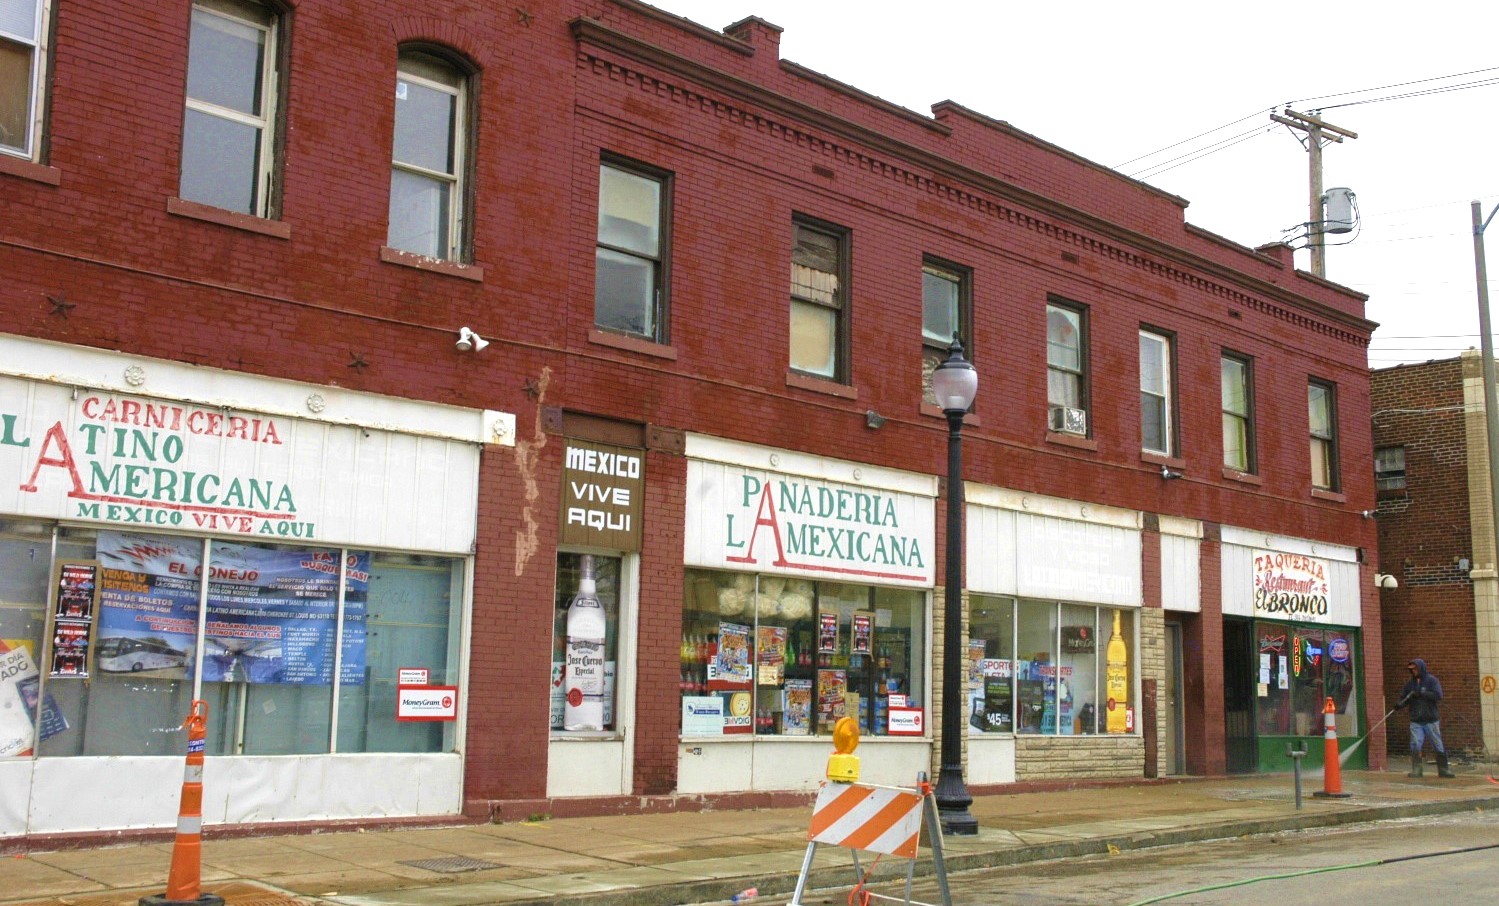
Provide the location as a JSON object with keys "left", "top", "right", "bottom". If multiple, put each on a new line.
{"left": 397, "top": 856, "right": 504, "bottom": 874}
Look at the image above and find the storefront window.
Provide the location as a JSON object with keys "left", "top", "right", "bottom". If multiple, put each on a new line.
{"left": 966, "top": 595, "right": 1014, "bottom": 734}
{"left": 338, "top": 553, "right": 462, "bottom": 752}
{"left": 552, "top": 553, "right": 621, "bottom": 733}
{"left": 1254, "top": 622, "right": 1358, "bottom": 738}
{"left": 681, "top": 569, "right": 926, "bottom": 738}
{"left": 4, "top": 522, "right": 466, "bottom": 758}
{"left": 998, "top": 600, "right": 1137, "bottom": 736}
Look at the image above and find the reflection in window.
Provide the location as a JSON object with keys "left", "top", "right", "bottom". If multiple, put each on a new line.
{"left": 181, "top": 0, "right": 279, "bottom": 215}
{"left": 1140, "top": 330, "right": 1173, "bottom": 456}
{"left": 966, "top": 595, "right": 1014, "bottom": 734}
{"left": 790, "top": 221, "right": 847, "bottom": 381}
{"left": 1222, "top": 354, "right": 1255, "bottom": 472}
{"left": 1, "top": 0, "right": 47, "bottom": 158}
{"left": 389, "top": 50, "right": 465, "bottom": 260}
{"left": 596, "top": 161, "right": 668, "bottom": 341}
{"left": 921, "top": 263, "right": 967, "bottom": 407}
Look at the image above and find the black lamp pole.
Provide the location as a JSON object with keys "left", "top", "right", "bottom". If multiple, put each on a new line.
{"left": 932, "top": 339, "right": 978, "bottom": 835}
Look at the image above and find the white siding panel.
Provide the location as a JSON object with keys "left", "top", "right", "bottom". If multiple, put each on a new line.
{"left": 967, "top": 504, "right": 1017, "bottom": 595}
{"left": 1161, "top": 534, "right": 1201, "bottom": 612}
{"left": 1221, "top": 544, "right": 1255, "bottom": 617}
{"left": 1328, "top": 560, "right": 1363, "bottom": 626}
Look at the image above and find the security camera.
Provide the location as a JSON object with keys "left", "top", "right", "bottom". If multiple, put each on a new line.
{"left": 456, "top": 327, "right": 489, "bottom": 352}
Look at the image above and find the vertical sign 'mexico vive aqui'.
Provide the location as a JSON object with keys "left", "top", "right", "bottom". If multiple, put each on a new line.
{"left": 560, "top": 440, "right": 644, "bottom": 552}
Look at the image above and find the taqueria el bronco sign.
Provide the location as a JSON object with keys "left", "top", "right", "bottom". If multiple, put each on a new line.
{"left": 4, "top": 380, "right": 327, "bottom": 538}
{"left": 1252, "top": 550, "right": 1332, "bottom": 623}
{"left": 685, "top": 459, "right": 935, "bottom": 587}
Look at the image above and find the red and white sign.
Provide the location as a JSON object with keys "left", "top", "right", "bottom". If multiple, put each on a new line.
{"left": 887, "top": 706, "right": 924, "bottom": 736}
{"left": 397, "top": 667, "right": 429, "bottom": 686}
{"left": 1251, "top": 549, "right": 1331, "bottom": 623}
{"left": 396, "top": 685, "right": 459, "bottom": 722}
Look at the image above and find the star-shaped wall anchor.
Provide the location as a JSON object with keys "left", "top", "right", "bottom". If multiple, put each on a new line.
{"left": 348, "top": 352, "right": 370, "bottom": 371}
{"left": 515, "top": 7, "right": 533, "bottom": 26}
{"left": 523, "top": 377, "right": 542, "bottom": 399}
{"left": 45, "top": 292, "right": 76, "bottom": 318}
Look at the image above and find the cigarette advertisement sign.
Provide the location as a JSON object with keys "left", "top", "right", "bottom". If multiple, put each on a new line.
{"left": 1252, "top": 550, "right": 1331, "bottom": 623}
{"left": 95, "top": 531, "right": 368, "bottom": 684}
{"left": 0, "top": 376, "right": 479, "bottom": 553}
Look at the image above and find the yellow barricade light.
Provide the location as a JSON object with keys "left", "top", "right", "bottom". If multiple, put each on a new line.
{"left": 826, "top": 716, "right": 861, "bottom": 782}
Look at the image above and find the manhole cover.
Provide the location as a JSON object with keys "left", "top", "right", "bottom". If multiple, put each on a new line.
{"left": 397, "top": 856, "right": 503, "bottom": 874}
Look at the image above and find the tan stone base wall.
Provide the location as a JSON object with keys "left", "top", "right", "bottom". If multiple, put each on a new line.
{"left": 1016, "top": 734, "right": 1145, "bottom": 781}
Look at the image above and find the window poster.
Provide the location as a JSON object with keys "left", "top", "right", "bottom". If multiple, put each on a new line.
{"left": 50, "top": 562, "right": 98, "bottom": 678}
{"left": 0, "top": 644, "right": 68, "bottom": 756}
{"left": 757, "top": 625, "right": 786, "bottom": 686}
{"left": 782, "top": 678, "right": 812, "bottom": 735}
{"left": 817, "top": 668, "right": 847, "bottom": 725}
{"left": 818, "top": 611, "right": 839, "bottom": 653}
{"left": 851, "top": 610, "right": 873, "bottom": 655}
{"left": 710, "top": 621, "right": 751, "bottom": 690}
{"left": 94, "top": 532, "right": 370, "bottom": 685}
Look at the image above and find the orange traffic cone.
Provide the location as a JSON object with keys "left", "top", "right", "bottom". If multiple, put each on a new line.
{"left": 140, "top": 701, "right": 224, "bottom": 906}
{"left": 1313, "top": 696, "right": 1351, "bottom": 800}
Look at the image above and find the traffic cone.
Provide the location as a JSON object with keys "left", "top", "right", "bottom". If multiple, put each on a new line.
{"left": 1313, "top": 696, "right": 1351, "bottom": 799}
{"left": 140, "top": 700, "right": 224, "bottom": 906}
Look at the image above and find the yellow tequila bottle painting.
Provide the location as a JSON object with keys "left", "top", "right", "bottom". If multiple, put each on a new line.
{"left": 1105, "top": 610, "right": 1129, "bottom": 733}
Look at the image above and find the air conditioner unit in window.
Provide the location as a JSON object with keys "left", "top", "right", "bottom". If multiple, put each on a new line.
{"left": 1049, "top": 406, "right": 1088, "bottom": 436}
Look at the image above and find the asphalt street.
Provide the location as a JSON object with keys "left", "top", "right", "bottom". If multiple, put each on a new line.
{"left": 777, "top": 809, "right": 1499, "bottom": 906}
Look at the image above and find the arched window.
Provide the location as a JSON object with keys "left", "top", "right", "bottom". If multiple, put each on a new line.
{"left": 388, "top": 50, "right": 468, "bottom": 261}
{"left": 180, "top": 0, "right": 282, "bottom": 217}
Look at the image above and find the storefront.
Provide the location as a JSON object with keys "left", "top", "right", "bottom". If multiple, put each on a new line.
{"left": 0, "top": 335, "right": 511, "bottom": 835}
{"left": 677, "top": 435, "right": 936, "bottom": 793}
{"left": 547, "top": 437, "right": 644, "bottom": 798}
{"left": 964, "top": 487, "right": 1147, "bottom": 783}
{"left": 1220, "top": 528, "right": 1364, "bottom": 773}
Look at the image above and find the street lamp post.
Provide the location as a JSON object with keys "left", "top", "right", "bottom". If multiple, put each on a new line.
{"left": 931, "top": 338, "right": 979, "bottom": 836}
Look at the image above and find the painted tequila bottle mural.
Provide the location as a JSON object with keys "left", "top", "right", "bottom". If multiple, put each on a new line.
{"left": 563, "top": 554, "right": 607, "bottom": 731}
{"left": 1105, "top": 609, "right": 1129, "bottom": 734}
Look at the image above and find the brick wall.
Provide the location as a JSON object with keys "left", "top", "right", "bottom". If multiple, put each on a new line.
{"left": 1, "top": 0, "right": 1381, "bottom": 809}
{"left": 1371, "top": 358, "right": 1484, "bottom": 756}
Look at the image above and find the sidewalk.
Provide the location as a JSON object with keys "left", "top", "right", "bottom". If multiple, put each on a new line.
{"left": 6, "top": 770, "right": 1499, "bottom": 906}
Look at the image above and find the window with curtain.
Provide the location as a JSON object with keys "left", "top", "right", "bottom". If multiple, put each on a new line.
{"left": 595, "top": 159, "right": 669, "bottom": 341}
{"left": 1139, "top": 330, "right": 1174, "bottom": 456}
{"left": 790, "top": 220, "right": 848, "bottom": 381}
{"left": 1309, "top": 380, "right": 1339, "bottom": 490}
{"left": 388, "top": 50, "right": 467, "bottom": 260}
{"left": 921, "top": 262, "right": 968, "bottom": 407}
{"left": 0, "top": 0, "right": 48, "bottom": 158}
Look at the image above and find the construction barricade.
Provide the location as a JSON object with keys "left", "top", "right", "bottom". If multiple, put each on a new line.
{"left": 140, "top": 700, "right": 224, "bottom": 906}
{"left": 788, "top": 779, "right": 952, "bottom": 906}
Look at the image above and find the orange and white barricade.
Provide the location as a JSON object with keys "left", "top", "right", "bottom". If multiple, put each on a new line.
{"left": 139, "top": 700, "right": 224, "bottom": 906}
{"left": 788, "top": 780, "right": 952, "bottom": 906}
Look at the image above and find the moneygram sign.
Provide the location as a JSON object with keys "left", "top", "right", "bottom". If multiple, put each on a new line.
{"left": 0, "top": 375, "right": 478, "bottom": 551}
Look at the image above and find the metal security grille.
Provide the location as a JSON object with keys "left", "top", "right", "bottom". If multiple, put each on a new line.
{"left": 397, "top": 856, "right": 503, "bottom": 874}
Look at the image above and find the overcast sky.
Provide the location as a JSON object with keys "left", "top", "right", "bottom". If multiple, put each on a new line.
{"left": 652, "top": 0, "right": 1499, "bottom": 369}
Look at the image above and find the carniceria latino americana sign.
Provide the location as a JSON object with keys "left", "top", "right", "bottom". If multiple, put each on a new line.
{"left": 1251, "top": 550, "right": 1331, "bottom": 623}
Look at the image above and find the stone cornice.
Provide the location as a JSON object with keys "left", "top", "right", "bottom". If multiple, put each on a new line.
{"left": 570, "top": 16, "right": 1377, "bottom": 343}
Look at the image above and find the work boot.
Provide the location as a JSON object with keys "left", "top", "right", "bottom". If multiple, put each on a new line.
{"left": 1408, "top": 755, "right": 1423, "bottom": 777}
{"left": 1436, "top": 751, "right": 1456, "bottom": 778}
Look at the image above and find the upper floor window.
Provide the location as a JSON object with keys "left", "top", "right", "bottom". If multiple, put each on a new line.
{"left": 1221, "top": 353, "right": 1256, "bottom": 473}
{"left": 1, "top": 0, "right": 48, "bottom": 159}
{"left": 181, "top": 0, "right": 280, "bottom": 216}
{"left": 1375, "top": 446, "right": 1407, "bottom": 492}
{"left": 1046, "top": 302, "right": 1088, "bottom": 435}
{"left": 1139, "top": 329, "right": 1174, "bottom": 456}
{"left": 921, "top": 261, "right": 969, "bottom": 407}
{"left": 789, "top": 219, "right": 848, "bottom": 382}
{"left": 1309, "top": 379, "right": 1339, "bottom": 490}
{"left": 388, "top": 50, "right": 467, "bottom": 260}
{"left": 595, "top": 159, "right": 669, "bottom": 342}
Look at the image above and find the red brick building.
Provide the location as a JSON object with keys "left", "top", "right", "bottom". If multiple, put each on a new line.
{"left": 1371, "top": 355, "right": 1496, "bottom": 762}
{"left": 1, "top": 0, "right": 1380, "bottom": 837}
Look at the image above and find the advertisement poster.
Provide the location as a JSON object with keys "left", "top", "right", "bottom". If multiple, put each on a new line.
{"left": 94, "top": 532, "right": 369, "bottom": 685}
{"left": 0, "top": 645, "right": 68, "bottom": 756}
{"left": 851, "top": 611, "right": 873, "bottom": 655}
{"left": 710, "top": 621, "right": 751, "bottom": 691}
{"left": 682, "top": 695, "right": 725, "bottom": 736}
{"left": 782, "top": 679, "right": 812, "bottom": 735}
{"left": 967, "top": 639, "right": 986, "bottom": 691}
{"left": 756, "top": 625, "right": 786, "bottom": 686}
{"left": 817, "top": 668, "right": 847, "bottom": 725}
{"left": 49, "top": 562, "right": 97, "bottom": 678}
{"left": 818, "top": 612, "right": 839, "bottom": 653}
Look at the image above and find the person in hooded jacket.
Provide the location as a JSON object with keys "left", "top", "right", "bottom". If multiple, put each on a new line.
{"left": 1398, "top": 658, "right": 1455, "bottom": 778}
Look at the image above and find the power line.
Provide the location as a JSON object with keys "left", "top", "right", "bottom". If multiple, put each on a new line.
{"left": 1129, "top": 126, "right": 1277, "bottom": 180}
{"left": 1320, "top": 77, "right": 1499, "bottom": 111}
{"left": 1113, "top": 107, "right": 1272, "bottom": 168}
{"left": 1288, "top": 66, "right": 1499, "bottom": 107}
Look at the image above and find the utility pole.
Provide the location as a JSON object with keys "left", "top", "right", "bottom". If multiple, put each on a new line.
{"left": 1271, "top": 109, "right": 1358, "bottom": 277}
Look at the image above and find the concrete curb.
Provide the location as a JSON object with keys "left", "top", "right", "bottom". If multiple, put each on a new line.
{"left": 461, "top": 792, "right": 1499, "bottom": 906}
